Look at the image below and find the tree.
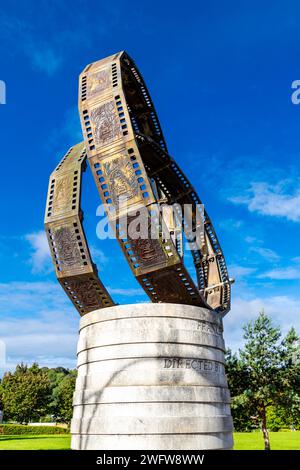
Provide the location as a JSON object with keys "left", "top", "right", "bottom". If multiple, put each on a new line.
{"left": 55, "top": 372, "right": 77, "bottom": 424}
{"left": 226, "top": 312, "right": 300, "bottom": 450}
{"left": 225, "top": 349, "right": 257, "bottom": 431}
{"left": 0, "top": 363, "right": 51, "bottom": 424}
{"left": 266, "top": 395, "right": 300, "bottom": 431}
{"left": 43, "top": 366, "right": 70, "bottom": 419}
{"left": 41, "top": 367, "right": 77, "bottom": 423}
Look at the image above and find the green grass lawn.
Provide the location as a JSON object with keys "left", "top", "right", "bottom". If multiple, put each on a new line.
{"left": 0, "top": 435, "right": 71, "bottom": 450}
{"left": 234, "top": 431, "right": 300, "bottom": 450}
{"left": 0, "top": 432, "right": 299, "bottom": 450}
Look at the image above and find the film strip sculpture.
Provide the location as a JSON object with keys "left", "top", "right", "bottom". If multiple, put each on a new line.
{"left": 45, "top": 51, "right": 232, "bottom": 316}
{"left": 44, "top": 143, "right": 114, "bottom": 315}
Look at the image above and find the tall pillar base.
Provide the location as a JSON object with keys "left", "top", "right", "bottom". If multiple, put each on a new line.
{"left": 71, "top": 303, "right": 233, "bottom": 450}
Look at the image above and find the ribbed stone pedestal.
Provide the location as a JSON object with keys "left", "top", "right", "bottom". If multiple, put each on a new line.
{"left": 71, "top": 303, "right": 233, "bottom": 450}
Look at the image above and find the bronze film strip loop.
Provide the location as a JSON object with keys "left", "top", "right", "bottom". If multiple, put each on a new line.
{"left": 44, "top": 142, "right": 114, "bottom": 316}
{"left": 135, "top": 133, "right": 231, "bottom": 313}
{"left": 78, "top": 51, "right": 231, "bottom": 315}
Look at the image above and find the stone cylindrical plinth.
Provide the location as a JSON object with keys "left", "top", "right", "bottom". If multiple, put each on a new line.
{"left": 71, "top": 303, "right": 233, "bottom": 450}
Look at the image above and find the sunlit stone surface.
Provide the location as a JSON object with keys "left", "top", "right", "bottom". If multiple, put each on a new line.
{"left": 71, "top": 303, "right": 233, "bottom": 450}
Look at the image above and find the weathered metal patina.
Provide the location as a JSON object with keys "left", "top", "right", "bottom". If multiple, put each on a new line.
{"left": 45, "top": 52, "right": 231, "bottom": 316}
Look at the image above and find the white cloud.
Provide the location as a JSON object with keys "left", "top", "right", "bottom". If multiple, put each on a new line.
{"left": 258, "top": 267, "right": 300, "bottom": 280}
{"left": 228, "top": 265, "right": 256, "bottom": 279}
{"left": 0, "top": 11, "right": 92, "bottom": 76}
{"left": 0, "top": 281, "right": 70, "bottom": 315}
{"left": 0, "top": 13, "right": 62, "bottom": 76}
{"left": 25, "top": 43, "right": 62, "bottom": 75}
{"left": 47, "top": 106, "right": 83, "bottom": 155}
{"left": 250, "top": 246, "right": 280, "bottom": 262}
{"left": 0, "top": 281, "right": 77, "bottom": 374}
{"left": 229, "top": 180, "right": 300, "bottom": 222}
{"left": 219, "top": 218, "right": 244, "bottom": 231}
{"left": 224, "top": 294, "right": 300, "bottom": 351}
{"left": 0, "top": 280, "right": 299, "bottom": 375}
{"left": 59, "top": 106, "right": 83, "bottom": 143}
{"left": 245, "top": 236, "right": 260, "bottom": 244}
{"left": 0, "top": 278, "right": 148, "bottom": 375}
{"left": 25, "top": 231, "right": 51, "bottom": 274}
{"left": 90, "top": 245, "right": 109, "bottom": 266}
{"left": 108, "top": 287, "right": 146, "bottom": 297}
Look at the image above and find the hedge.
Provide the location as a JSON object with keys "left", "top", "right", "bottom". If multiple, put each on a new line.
{"left": 0, "top": 424, "right": 69, "bottom": 435}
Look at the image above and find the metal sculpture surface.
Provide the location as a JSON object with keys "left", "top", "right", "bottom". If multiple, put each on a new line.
{"left": 45, "top": 51, "right": 232, "bottom": 316}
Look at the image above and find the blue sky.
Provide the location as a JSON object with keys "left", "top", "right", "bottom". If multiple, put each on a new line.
{"left": 0, "top": 0, "right": 300, "bottom": 373}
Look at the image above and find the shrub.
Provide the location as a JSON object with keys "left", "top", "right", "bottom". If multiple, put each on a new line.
{"left": 0, "top": 424, "right": 68, "bottom": 435}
